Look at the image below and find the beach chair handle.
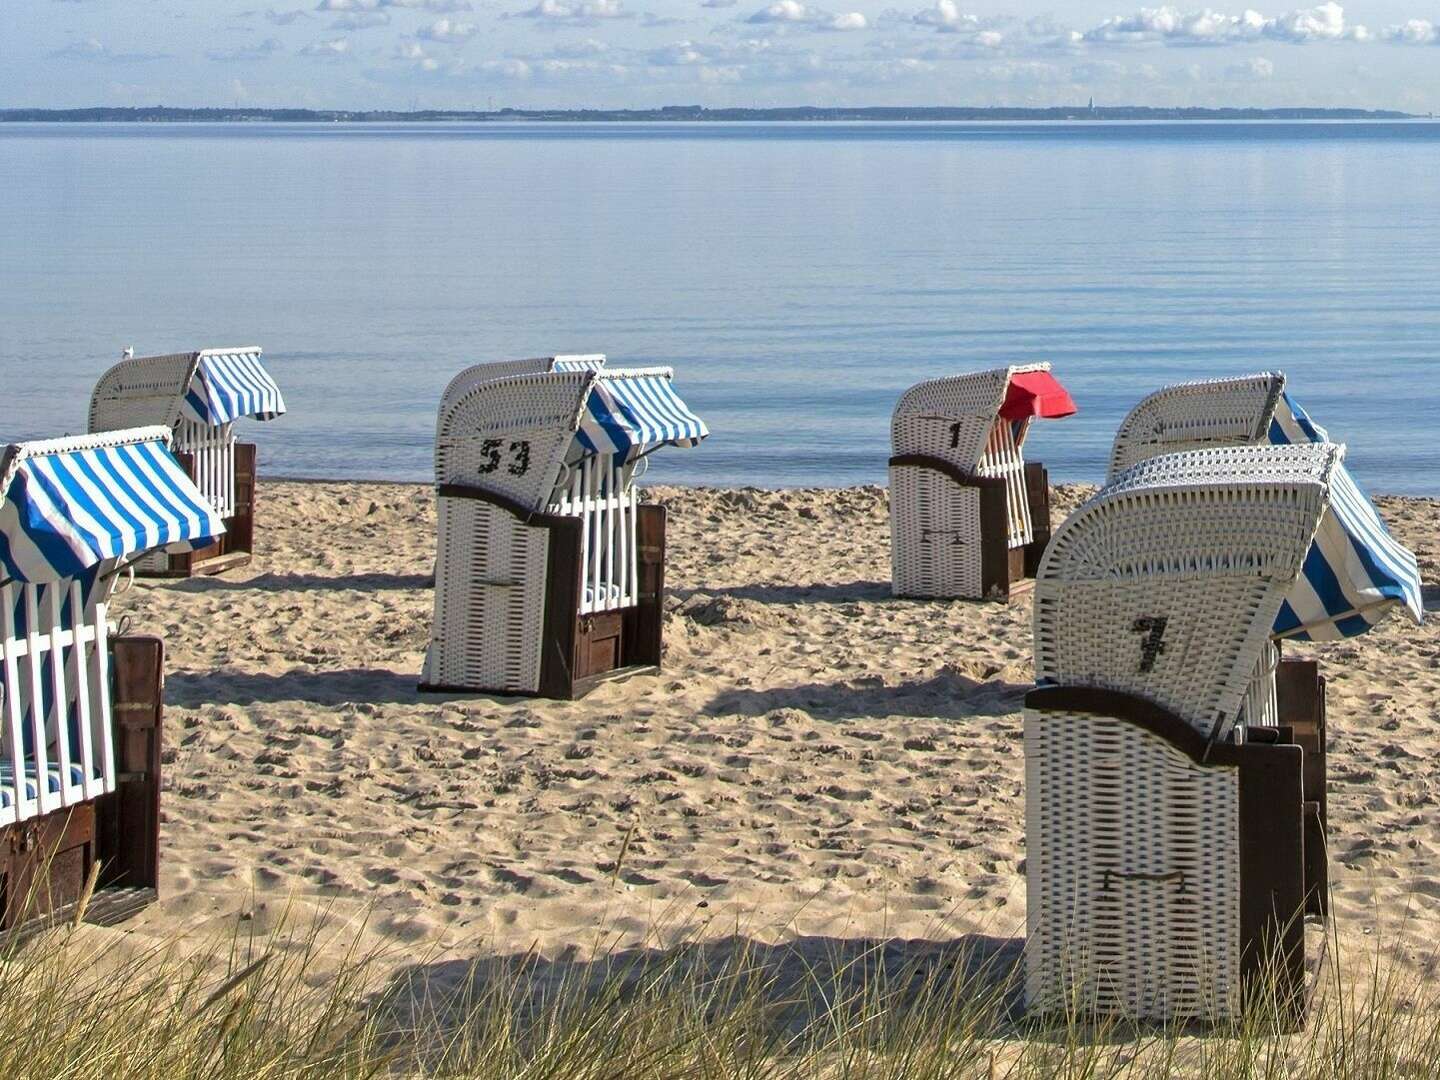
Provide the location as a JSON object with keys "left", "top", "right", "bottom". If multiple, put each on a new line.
{"left": 1102, "top": 868, "right": 1188, "bottom": 894}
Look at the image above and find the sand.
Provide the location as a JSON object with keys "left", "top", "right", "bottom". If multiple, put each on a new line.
{"left": 95, "top": 480, "right": 1439, "bottom": 990}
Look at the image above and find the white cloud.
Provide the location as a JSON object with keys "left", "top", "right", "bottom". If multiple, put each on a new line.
{"left": 513, "top": 0, "right": 631, "bottom": 21}
{"left": 1383, "top": 19, "right": 1438, "bottom": 45}
{"left": 1083, "top": 3, "right": 1367, "bottom": 47}
{"left": 746, "top": 0, "right": 867, "bottom": 30}
{"left": 207, "top": 38, "right": 283, "bottom": 61}
{"left": 387, "top": 0, "right": 474, "bottom": 10}
{"left": 264, "top": 8, "right": 309, "bottom": 23}
{"left": 331, "top": 10, "right": 390, "bottom": 27}
{"left": 909, "top": 2, "right": 1005, "bottom": 45}
{"left": 396, "top": 41, "right": 442, "bottom": 69}
{"left": 549, "top": 37, "right": 610, "bottom": 56}
{"left": 316, "top": 0, "right": 470, "bottom": 9}
{"left": 480, "top": 58, "right": 534, "bottom": 77}
{"left": 701, "top": 0, "right": 738, "bottom": 7}
{"left": 418, "top": 16, "right": 478, "bottom": 40}
{"left": 299, "top": 36, "right": 352, "bottom": 54}
{"left": 51, "top": 37, "right": 169, "bottom": 62}
{"left": 1226, "top": 54, "right": 1275, "bottom": 77}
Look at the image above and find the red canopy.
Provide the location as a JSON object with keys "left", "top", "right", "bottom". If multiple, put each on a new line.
{"left": 1000, "top": 370, "right": 1077, "bottom": 421}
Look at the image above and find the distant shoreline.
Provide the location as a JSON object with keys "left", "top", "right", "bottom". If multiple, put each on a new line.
{"left": 0, "top": 105, "right": 1424, "bottom": 123}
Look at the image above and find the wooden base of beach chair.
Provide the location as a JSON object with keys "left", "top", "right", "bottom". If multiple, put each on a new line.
{"left": 1275, "top": 657, "right": 1328, "bottom": 918}
{"left": 421, "top": 487, "right": 667, "bottom": 701}
{"left": 1024, "top": 683, "right": 1325, "bottom": 1025}
{"left": 889, "top": 456, "right": 1051, "bottom": 602}
{"left": 136, "top": 442, "right": 257, "bottom": 578}
{"left": 0, "top": 636, "right": 164, "bottom": 941}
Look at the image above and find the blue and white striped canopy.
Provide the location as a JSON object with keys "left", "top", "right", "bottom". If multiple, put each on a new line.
{"left": 1269, "top": 394, "right": 1424, "bottom": 641}
{"left": 0, "top": 429, "right": 225, "bottom": 585}
{"left": 551, "top": 355, "right": 606, "bottom": 372}
{"left": 181, "top": 349, "right": 286, "bottom": 426}
{"left": 574, "top": 373, "right": 709, "bottom": 461}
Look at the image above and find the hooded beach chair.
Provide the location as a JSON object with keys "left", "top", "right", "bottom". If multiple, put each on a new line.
{"left": 89, "top": 347, "right": 286, "bottom": 577}
{"left": 1108, "top": 371, "right": 1286, "bottom": 480}
{"left": 437, "top": 354, "right": 607, "bottom": 430}
{"left": 1024, "top": 440, "right": 1423, "bottom": 1023}
{"left": 0, "top": 426, "right": 223, "bottom": 934}
{"left": 889, "top": 364, "right": 1076, "bottom": 601}
{"left": 421, "top": 363, "right": 708, "bottom": 699}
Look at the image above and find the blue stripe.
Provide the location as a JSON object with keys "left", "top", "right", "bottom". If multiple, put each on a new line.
{"left": 187, "top": 352, "right": 286, "bottom": 425}
{"left": 2, "top": 437, "right": 225, "bottom": 584}
{"left": 1298, "top": 540, "right": 1351, "bottom": 623}
{"left": 1273, "top": 598, "right": 1303, "bottom": 636}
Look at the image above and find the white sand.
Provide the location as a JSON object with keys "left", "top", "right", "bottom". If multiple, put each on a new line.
{"left": 98, "top": 481, "right": 1439, "bottom": 984}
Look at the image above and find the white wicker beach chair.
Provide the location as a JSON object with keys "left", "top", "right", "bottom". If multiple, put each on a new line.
{"left": 0, "top": 426, "right": 223, "bottom": 934}
{"left": 89, "top": 347, "right": 286, "bottom": 576}
{"left": 889, "top": 364, "right": 1075, "bottom": 600}
{"left": 421, "top": 363, "right": 707, "bottom": 699}
{"left": 1024, "top": 440, "right": 1423, "bottom": 1023}
{"left": 1108, "top": 372, "right": 1286, "bottom": 480}
{"left": 437, "top": 355, "right": 606, "bottom": 434}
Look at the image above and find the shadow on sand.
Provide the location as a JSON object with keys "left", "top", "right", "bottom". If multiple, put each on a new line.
{"left": 162, "top": 571, "right": 433, "bottom": 595}
{"left": 372, "top": 931, "right": 1025, "bottom": 1044}
{"left": 166, "top": 667, "right": 426, "bottom": 708}
{"left": 672, "top": 580, "right": 893, "bottom": 606}
{"left": 705, "top": 669, "right": 1029, "bottom": 722}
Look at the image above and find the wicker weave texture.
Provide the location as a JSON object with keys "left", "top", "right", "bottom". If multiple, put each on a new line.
{"left": 1033, "top": 444, "right": 1336, "bottom": 741}
{"left": 888, "top": 364, "right": 1051, "bottom": 599}
{"left": 423, "top": 497, "right": 549, "bottom": 693}
{"left": 435, "top": 372, "right": 595, "bottom": 507}
{"left": 437, "top": 356, "right": 606, "bottom": 436}
{"left": 1108, "top": 373, "right": 1285, "bottom": 481}
{"left": 890, "top": 363, "right": 1050, "bottom": 470}
{"left": 1024, "top": 708, "right": 1241, "bottom": 1020}
{"left": 888, "top": 463, "right": 984, "bottom": 598}
{"left": 88, "top": 351, "right": 199, "bottom": 433}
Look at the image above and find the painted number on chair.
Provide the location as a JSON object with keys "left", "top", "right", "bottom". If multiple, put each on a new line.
{"left": 1132, "top": 617, "right": 1168, "bottom": 673}
{"left": 477, "top": 439, "right": 531, "bottom": 476}
{"left": 508, "top": 441, "right": 530, "bottom": 476}
{"left": 948, "top": 422, "right": 962, "bottom": 449}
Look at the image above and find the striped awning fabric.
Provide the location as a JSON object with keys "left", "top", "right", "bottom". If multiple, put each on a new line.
{"left": 181, "top": 349, "right": 286, "bottom": 426}
{"left": 1269, "top": 394, "right": 1424, "bottom": 641}
{"left": 551, "top": 355, "right": 606, "bottom": 372}
{"left": 575, "top": 372, "right": 709, "bottom": 460}
{"left": 0, "top": 428, "right": 225, "bottom": 585}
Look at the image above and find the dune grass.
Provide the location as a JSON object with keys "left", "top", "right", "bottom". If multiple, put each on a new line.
{"left": 2, "top": 902, "right": 1440, "bottom": 1079}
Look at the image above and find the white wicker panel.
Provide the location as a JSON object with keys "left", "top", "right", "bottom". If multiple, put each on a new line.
{"left": 1109, "top": 373, "right": 1285, "bottom": 481}
{"left": 892, "top": 366, "right": 1028, "bottom": 470}
{"left": 1033, "top": 444, "right": 1335, "bottom": 741}
{"left": 889, "top": 463, "right": 984, "bottom": 599}
{"left": 88, "top": 351, "right": 199, "bottom": 432}
{"left": 424, "top": 497, "right": 550, "bottom": 694}
{"left": 1025, "top": 708, "right": 1241, "bottom": 1021}
{"left": 435, "top": 372, "right": 594, "bottom": 508}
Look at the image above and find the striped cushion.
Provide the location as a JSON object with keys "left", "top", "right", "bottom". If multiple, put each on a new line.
{"left": 0, "top": 761, "right": 92, "bottom": 810}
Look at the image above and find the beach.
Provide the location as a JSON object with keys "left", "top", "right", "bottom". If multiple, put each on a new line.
{"left": 92, "top": 478, "right": 1440, "bottom": 990}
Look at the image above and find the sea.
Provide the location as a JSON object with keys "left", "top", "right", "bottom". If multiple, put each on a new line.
{"left": 2, "top": 120, "right": 1437, "bottom": 493}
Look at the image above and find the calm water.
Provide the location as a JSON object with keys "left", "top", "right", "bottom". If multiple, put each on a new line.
{"left": 2, "top": 121, "right": 1438, "bottom": 493}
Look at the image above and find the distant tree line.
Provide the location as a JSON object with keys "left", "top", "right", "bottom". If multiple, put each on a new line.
{"left": 0, "top": 105, "right": 1417, "bottom": 123}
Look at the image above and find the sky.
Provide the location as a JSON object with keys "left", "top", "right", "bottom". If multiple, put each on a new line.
{"left": 4, "top": 1, "right": 1440, "bottom": 111}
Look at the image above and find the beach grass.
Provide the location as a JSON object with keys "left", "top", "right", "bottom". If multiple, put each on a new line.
{"left": 3, "top": 905, "right": 1439, "bottom": 1079}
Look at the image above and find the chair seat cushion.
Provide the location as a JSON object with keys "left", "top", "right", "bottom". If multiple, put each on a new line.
{"left": 0, "top": 761, "right": 93, "bottom": 810}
